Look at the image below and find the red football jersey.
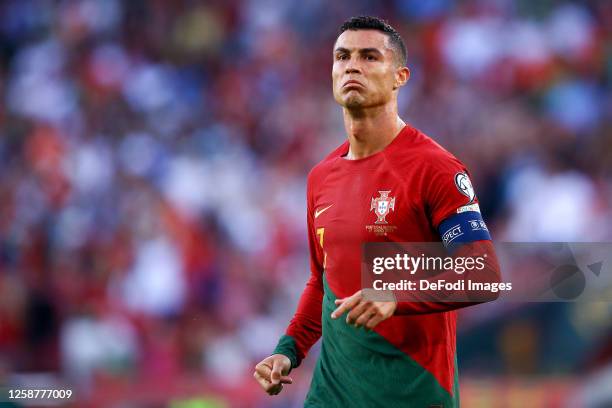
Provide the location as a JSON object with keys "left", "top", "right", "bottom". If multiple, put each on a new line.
{"left": 274, "top": 124, "right": 496, "bottom": 407}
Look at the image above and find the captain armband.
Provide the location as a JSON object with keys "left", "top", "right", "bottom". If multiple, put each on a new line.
{"left": 438, "top": 211, "right": 491, "bottom": 250}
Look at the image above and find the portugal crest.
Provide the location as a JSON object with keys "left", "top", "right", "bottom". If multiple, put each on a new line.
{"left": 370, "top": 190, "right": 395, "bottom": 224}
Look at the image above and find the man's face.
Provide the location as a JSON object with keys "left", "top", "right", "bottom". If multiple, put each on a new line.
{"left": 332, "top": 29, "right": 402, "bottom": 109}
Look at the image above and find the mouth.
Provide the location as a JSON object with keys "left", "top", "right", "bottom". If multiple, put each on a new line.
{"left": 343, "top": 80, "right": 364, "bottom": 89}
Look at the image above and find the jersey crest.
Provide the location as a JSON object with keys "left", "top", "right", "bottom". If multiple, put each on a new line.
{"left": 370, "top": 190, "right": 396, "bottom": 224}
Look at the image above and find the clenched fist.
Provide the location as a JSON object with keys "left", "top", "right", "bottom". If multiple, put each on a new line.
{"left": 253, "top": 354, "right": 293, "bottom": 395}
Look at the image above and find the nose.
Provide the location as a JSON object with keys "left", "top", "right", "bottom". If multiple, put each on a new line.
{"left": 345, "top": 58, "right": 361, "bottom": 74}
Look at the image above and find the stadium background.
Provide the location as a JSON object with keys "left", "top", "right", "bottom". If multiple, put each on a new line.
{"left": 0, "top": 0, "right": 611, "bottom": 407}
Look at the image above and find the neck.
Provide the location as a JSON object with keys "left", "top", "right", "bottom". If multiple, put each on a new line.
{"left": 343, "top": 103, "right": 405, "bottom": 160}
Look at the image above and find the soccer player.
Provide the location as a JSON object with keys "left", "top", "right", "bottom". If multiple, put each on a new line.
{"left": 253, "top": 16, "right": 501, "bottom": 407}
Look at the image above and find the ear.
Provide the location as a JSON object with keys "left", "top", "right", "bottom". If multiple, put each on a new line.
{"left": 393, "top": 66, "right": 410, "bottom": 90}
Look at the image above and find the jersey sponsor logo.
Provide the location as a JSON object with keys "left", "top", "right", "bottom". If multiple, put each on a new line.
{"left": 454, "top": 172, "right": 475, "bottom": 203}
{"left": 457, "top": 203, "right": 480, "bottom": 214}
{"left": 314, "top": 204, "right": 333, "bottom": 218}
{"left": 469, "top": 219, "right": 488, "bottom": 232}
{"left": 442, "top": 224, "right": 463, "bottom": 246}
{"left": 370, "top": 190, "right": 395, "bottom": 224}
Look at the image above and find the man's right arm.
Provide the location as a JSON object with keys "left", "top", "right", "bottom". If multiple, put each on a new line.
{"left": 254, "top": 174, "right": 324, "bottom": 394}
{"left": 272, "top": 174, "right": 324, "bottom": 368}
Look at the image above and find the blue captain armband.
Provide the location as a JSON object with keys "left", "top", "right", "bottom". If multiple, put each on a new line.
{"left": 438, "top": 211, "right": 491, "bottom": 250}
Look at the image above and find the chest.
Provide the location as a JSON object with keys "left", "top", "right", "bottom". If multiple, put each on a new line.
{"left": 312, "top": 165, "right": 435, "bottom": 247}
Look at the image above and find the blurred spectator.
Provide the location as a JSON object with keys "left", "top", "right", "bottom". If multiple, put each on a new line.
{"left": 0, "top": 0, "right": 610, "bottom": 406}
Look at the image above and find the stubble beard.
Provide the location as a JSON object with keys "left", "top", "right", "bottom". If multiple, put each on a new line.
{"left": 345, "top": 97, "right": 363, "bottom": 109}
{"left": 343, "top": 90, "right": 366, "bottom": 109}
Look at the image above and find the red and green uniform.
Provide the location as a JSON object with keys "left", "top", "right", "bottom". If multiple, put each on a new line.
{"left": 274, "top": 125, "right": 494, "bottom": 407}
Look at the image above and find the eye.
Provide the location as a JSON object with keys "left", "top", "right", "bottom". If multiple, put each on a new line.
{"left": 336, "top": 54, "right": 348, "bottom": 61}
{"left": 365, "top": 55, "right": 377, "bottom": 61}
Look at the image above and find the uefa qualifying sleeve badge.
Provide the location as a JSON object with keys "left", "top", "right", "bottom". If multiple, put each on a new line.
{"left": 454, "top": 172, "right": 475, "bottom": 203}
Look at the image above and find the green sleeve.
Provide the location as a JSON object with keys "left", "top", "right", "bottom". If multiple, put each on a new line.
{"left": 272, "top": 334, "right": 299, "bottom": 369}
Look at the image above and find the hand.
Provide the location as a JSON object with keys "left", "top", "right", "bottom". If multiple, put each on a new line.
{"left": 253, "top": 354, "right": 293, "bottom": 396}
{"left": 331, "top": 289, "right": 397, "bottom": 330}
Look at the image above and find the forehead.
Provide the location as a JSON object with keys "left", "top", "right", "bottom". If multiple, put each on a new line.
{"left": 334, "top": 29, "right": 391, "bottom": 53}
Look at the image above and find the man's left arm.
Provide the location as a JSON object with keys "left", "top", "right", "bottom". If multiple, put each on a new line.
{"left": 332, "top": 157, "right": 501, "bottom": 327}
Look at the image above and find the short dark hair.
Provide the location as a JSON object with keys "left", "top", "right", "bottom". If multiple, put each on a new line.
{"left": 338, "top": 16, "right": 407, "bottom": 66}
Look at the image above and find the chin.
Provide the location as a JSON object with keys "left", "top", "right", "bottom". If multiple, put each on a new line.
{"left": 344, "top": 95, "right": 365, "bottom": 109}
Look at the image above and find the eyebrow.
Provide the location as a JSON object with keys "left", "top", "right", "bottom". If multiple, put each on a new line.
{"left": 334, "top": 47, "right": 384, "bottom": 56}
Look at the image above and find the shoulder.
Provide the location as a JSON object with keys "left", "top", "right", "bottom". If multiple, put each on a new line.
{"left": 386, "top": 125, "right": 466, "bottom": 174}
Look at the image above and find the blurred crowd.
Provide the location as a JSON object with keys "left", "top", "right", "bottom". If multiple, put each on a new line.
{"left": 0, "top": 0, "right": 611, "bottom": 406}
